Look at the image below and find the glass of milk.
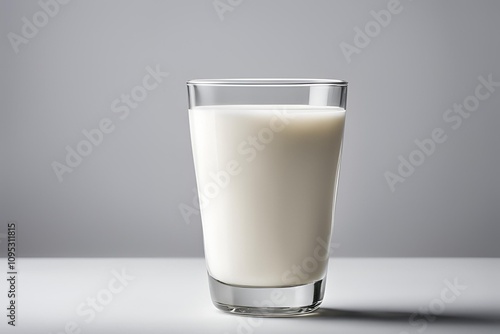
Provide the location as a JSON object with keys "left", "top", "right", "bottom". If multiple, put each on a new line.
{"left": 187, "top": 79, "right": 347, "bottom": 316}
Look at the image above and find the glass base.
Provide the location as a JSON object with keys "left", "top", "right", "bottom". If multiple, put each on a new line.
{"left": 208, "top": 274, "right": 325, "bottom": 317}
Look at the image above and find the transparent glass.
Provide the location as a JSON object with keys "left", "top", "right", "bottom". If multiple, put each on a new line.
{"left": 187, "top": 79, "right": 348, "bottom": 316}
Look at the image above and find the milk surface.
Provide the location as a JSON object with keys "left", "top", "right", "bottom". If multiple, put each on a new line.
{"left": 189, "top": 105, "right": 345, "bottom": 287}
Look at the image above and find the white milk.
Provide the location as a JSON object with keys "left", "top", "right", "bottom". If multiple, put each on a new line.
{"left": 189, "top": 105, "right": 345, "bottom": 287}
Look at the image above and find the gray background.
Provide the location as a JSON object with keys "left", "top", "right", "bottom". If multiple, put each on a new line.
{"left": 1, "top": 0, "right": 498, "bottom": 257}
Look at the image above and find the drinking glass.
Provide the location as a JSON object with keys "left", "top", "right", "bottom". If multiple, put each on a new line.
{"left": 187, "top": 79, "right": 348, "bottom": 316}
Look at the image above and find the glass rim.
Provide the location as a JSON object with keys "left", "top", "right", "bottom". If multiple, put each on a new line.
{"left": 187, "top": 78, "right": 348, "bottom": 87}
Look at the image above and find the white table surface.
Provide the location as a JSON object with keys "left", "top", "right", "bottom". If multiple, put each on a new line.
{"left": 1, "top": 258, "right": 499, "bottom": 334}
